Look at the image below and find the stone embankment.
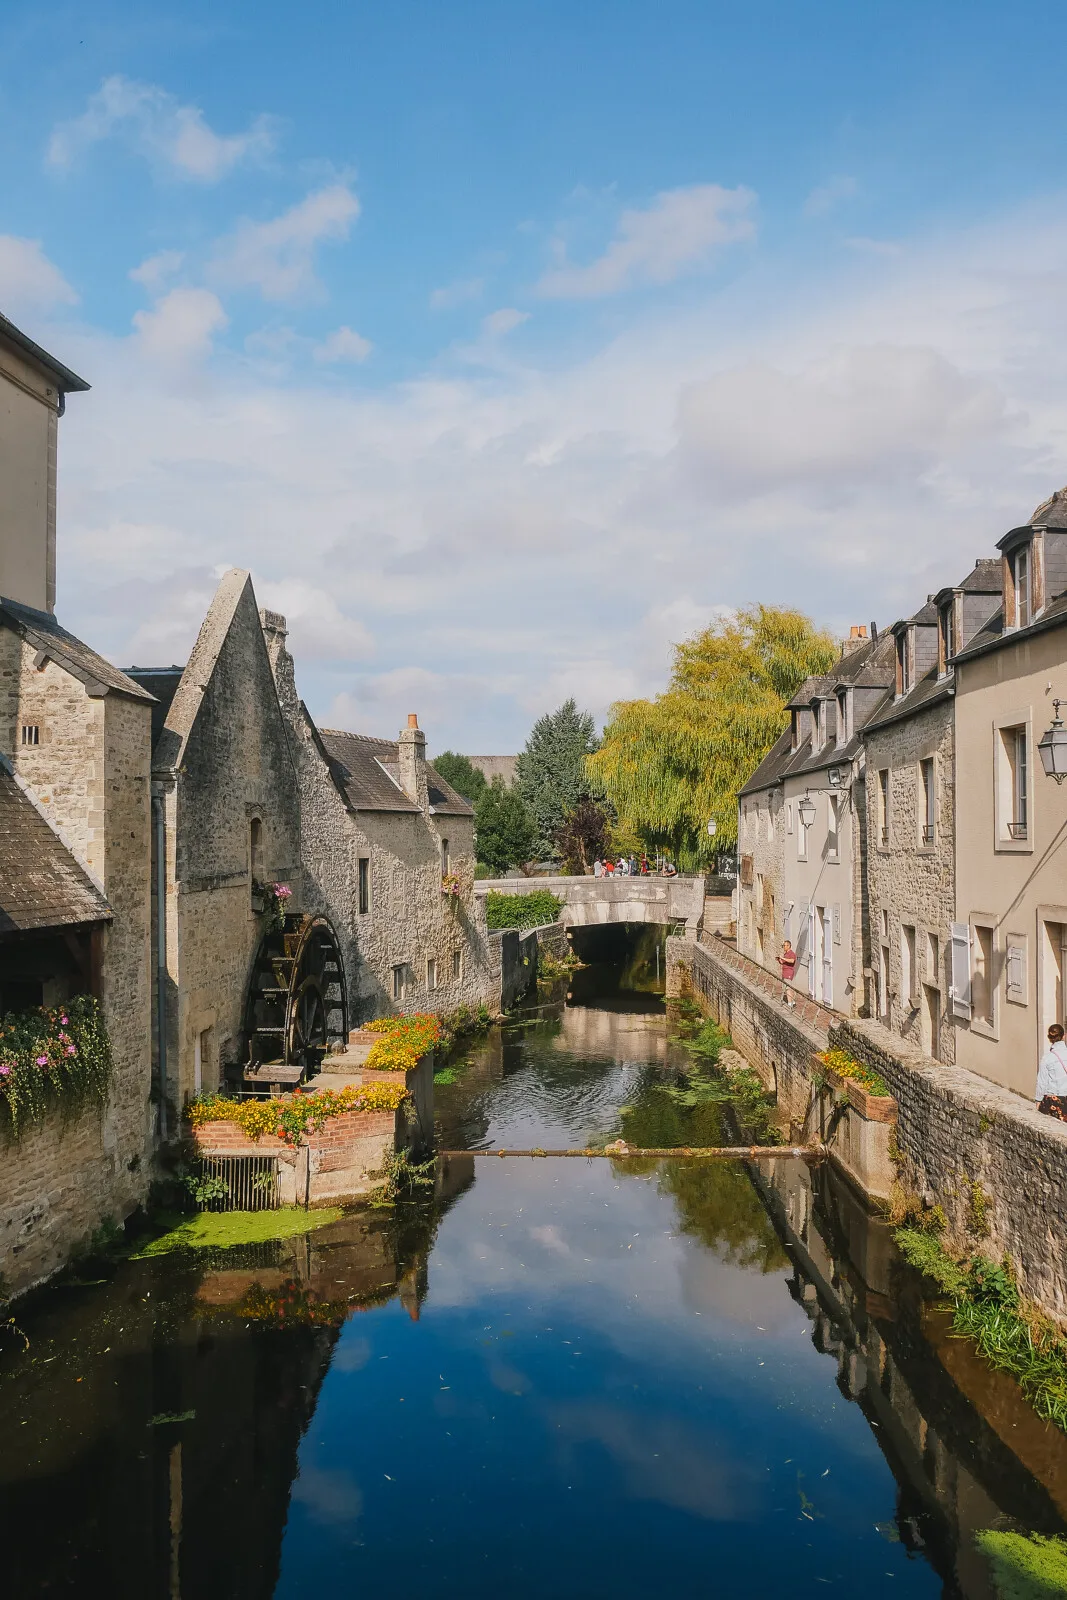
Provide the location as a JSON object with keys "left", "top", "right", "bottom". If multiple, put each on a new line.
{"left": 668, "top": 933, "right": 1067, "bottom": 1320}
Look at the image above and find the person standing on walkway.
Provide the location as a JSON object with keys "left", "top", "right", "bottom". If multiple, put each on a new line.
{"left": 1036, "top": 1023, "right": 1067, "bottom": 1120}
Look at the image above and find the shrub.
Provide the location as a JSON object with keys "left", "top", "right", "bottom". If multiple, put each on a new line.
{"left": 484, "top": 889, "right": 564, "bottom": 931}
{"left": 0, "top": 996, "right": 113, "bottom": 1139}
{"left": 187, "top": 1082, "right": 407, "bottom": 1146}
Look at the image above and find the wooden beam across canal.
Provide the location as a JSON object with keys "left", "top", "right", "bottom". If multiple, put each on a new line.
{"left": 437, "top": 1144, "right": 826, "bottom": 1161}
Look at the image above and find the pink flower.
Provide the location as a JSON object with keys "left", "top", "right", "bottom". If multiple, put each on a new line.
{"left": 273, "top": 883, "right": 292, "bottom": 898}
{"left": 36, "top": 1055, "right": 48, "bottom": 1068}
{"left": 67, "top": 1045, "right": 77, "bottom": 1056}
{"left": 0, "top": 1065, "right": 11, "bottom": 1077}
{"left": 60, "top": 1015, "right": 68, "bottom": 1025}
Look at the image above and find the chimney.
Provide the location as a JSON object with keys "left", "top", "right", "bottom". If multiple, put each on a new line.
{"left": 841, "top": 623, "right": 869, "bottom": 657}
{"left": 398, "top": 713, "right": 428, "bottom": 809}
{"left": 259, "top": 608, "right": 299, "bottom": 716}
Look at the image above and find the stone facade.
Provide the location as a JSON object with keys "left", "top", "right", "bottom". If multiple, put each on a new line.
{"left": 863, "top": 696, "right": 956, "bottom": 1061}
{"left": 126, "top": 570, "right": 303, "bottom": 1114}
{"left": 265, "top": 615, "right": 499, "bottom": 1021}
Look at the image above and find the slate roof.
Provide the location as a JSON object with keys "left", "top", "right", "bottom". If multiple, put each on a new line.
{"left": 0, "top": 762, "right": 110, "bottom": 935}
{"left": 740, "top": 632, "right": 895, "bottom": 797}
{"left": 0, "top": 597, "right": 155, "bottom": 704}
{"left": 0, "top": 311, "right": 90, "bottom": 394}
{"left": 123, "top": 667, "right": 184, "bottom": 745}
{"left": 1029, "top": 487, "right": 1067, "bottom": 530}
{"left": 317, "top": 729, "right": 475, "bottom": 817}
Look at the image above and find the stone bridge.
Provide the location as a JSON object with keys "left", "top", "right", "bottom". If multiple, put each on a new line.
{"left": 474, "top": 875, "right": 708, "bottom": 935}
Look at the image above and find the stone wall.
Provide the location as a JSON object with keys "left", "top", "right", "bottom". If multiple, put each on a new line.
{"left": 475, "top": 875, "right": 706, "bottom": 934}
{"left": 863, "top": 696, "right": 955, "bottom": 1061}
{"left": 267, "top": 625, "right": 498, "bottom": 1022}
{"left": 832, "top": 1015, "right": 1067, "bottom": 1319}
{"left": 669, "top": 934, "right": 1067, "bottom": 1318}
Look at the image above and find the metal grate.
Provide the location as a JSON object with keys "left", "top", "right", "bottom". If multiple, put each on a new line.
{"left": 197, "top": 1154, "right": 279, "bottom": 1212}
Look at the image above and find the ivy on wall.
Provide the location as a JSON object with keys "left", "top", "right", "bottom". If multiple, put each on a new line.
{"left": 0, "top": 996, "right": 113, "bottom": 1140}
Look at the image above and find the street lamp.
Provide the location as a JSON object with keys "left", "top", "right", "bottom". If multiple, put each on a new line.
{"left": 797, "top": 794, "right": 817, "bottom": 828}
{"left": 1039, "top": 699, "right": 1067, "bottom": 784}
{"left": 707, "top": 818, "right": 717, "bottom": 837}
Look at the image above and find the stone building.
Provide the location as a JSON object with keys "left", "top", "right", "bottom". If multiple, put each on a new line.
{"left": 124, "top": 569, "right": 305, "bottom": 1116}
{"left": 737, "top": 627, "right": 895, "bottom": 1013}
{"left": 952, "top": 489, "right": 1067, "bottom": 1097}
{"left": 264, "top": 612, "right": 496, "bottom": 1020}
{"left": 0, "top": 315, "right": 155, "bottom": 1294}
{"left": 861, "top": 562, "right": 1001, "bottom": 1062}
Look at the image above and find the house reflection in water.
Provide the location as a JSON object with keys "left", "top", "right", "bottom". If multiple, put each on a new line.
{"left": 751, "top": 1157, "right": 1067, "bottom": 1599}
{"left": 0, "top": 1209, "right": 436, "bottom": 1599}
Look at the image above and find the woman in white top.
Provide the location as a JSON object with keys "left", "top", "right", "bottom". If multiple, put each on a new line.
{"left": 1036, "top": 1023, "right": 1067, "bottom": 1120}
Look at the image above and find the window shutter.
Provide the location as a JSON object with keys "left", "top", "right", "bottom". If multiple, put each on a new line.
{"left": 1006, "top": 941, "right": 1027, "bottom": 1003}
{"left": 796, "top": 901, "right": 809, "bottom": 958}
{"left": 783, "top": 904, "right": 792, "bottom": 942}
{"left": 832, "top": 903, "right": 841, "bottom": 945}
{"left": 950, "top": 922, "right": 971, "bottom": 1019}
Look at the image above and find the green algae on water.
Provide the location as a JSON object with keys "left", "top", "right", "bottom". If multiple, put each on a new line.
{"left": 975, "top": 1529, "right": 1067, "bottom": 1598}
{"left": 132, "top": 1206, "right": 344, "bottom": 1257}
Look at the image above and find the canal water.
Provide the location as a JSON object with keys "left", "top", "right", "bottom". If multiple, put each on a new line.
{"left": 1, "top": 933, "right": 1065, "bottom": 1597}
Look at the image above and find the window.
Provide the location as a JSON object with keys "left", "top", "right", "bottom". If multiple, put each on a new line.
{"left": 878, "top": 944, "right": 890, "bottom": 1019}
{"left": 392, "top": 963, "right": 412, "bottom": 1002}
{"left": 426, "top": 958, "right": 437, "bottom": 992}
{"left": 786, "top": 801, "right": 793, "bottom": 835}
{"left": 452, "top": 948, "right": 462, "bottom": 981}
{"left": 836, "top": 690, "right": 849, "bottom": 744}
{"left": 765, "top": 805, "right": 773, "bottom": 843}
{"left": 358, "top": 857, "right": 370, "bottom": 914}
{"left": 972, "top": 923, "right": 996, "bottom": 1030}
{"left": 440, "top": 837, "right": 450, "bottom": 875}
{"left": 920, "top": 758, "right": 935, "bottom": 845}
{"left": 1014, "top": 545, "right": 1031, "bottom": 629}
{"left": 798, "top": 805, "right": 809, "bottom": 861}
{"left": 997, "top": 723, "right": 1030, "bottom": 844}
{"left": 1041, "top": 920, "right": 1067, "bottom": 1038}
{"left": 949, "top": 923, "right": 971, "bottom": 1019}
{"left": 249, "top": 817, "right": 264, "bottom": 907}
{"left": 878, "top": 769, "right": 890, "bottom": 848}
{"left": 940, "top": 603, "right": 955, "bottom": 675}
{"left": 1006, "top": 937, "right": 1027, "bottom": 1005}
{"left": 896, "top": 632, "right": 910, "bottom": 696}
{"left": 20, "top": 724, "right": 39, "bottom": 746}
{"left": 827, "top": 794, "right": 839, "bottom": 860}
{"left": 927, "top": 931, "right": 939, "bottom": 983}
{"left": 901, "top": 924, "right": 917, "bottom": 1009}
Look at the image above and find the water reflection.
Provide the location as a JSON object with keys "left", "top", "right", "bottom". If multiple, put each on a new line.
{"left": 0, "top": 952, "right": 1064, "bottom": 1596}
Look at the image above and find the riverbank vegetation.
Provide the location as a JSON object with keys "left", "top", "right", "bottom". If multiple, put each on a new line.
{"left": 484, "top": 888, "right": 565, "bottom": 930}
{"left": 133, "top": 1206, "right": 344, "bottom": 1256}
{"left": 895, "top": 1224, "right": 1067, "bottom": 1432}
{"left": 587, "top": 605, "right": 837, "bottom": 865}
{"left": 0, "top": 996, "right": 113, "bottom": 1139}
{"left": 974, "top": 1528, "right": 1067, "bottom": 1596}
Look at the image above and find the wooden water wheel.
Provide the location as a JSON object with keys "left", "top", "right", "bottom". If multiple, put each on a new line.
{"left": 242, "top": 914, "right": 348, "bottom": 1090}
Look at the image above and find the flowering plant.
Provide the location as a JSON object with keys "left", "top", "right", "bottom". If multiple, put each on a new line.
{"left": 363, "top": 1013, "right": 442, "bottom": 1072}
{"left": 187, "top": 1080, "right": 408, "bottom": 1145}
{"left": 253, "top": 879, "right": 293, "bottom": 931}
{"left": 817, "top": 1048, "right": 891, "bottom": 1099}
{"left": 0, "top": 995, "right": 113, "bottom": 1140}
{"left": 440, "top": 872, "right": 462, "bottom": 899}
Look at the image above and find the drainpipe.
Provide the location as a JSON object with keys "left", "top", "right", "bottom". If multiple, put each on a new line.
{"left": 153, "top": 795, "right": 169, "bottom": 1141}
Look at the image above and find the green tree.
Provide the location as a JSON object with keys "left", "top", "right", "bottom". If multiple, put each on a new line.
{"left": 431, "top": 751, "right": 487, "bottom": 802}
{"left": 516, "top": 699, "right": 599, "bottom": 857}
{"left": 474, "top": 777, "right": 536, "bottom": 875}
{"left": 587, "top": 605, "right": 837, "bottom": 865}
{"left": 555, "top": 798, "right": 611, "bottom": 875}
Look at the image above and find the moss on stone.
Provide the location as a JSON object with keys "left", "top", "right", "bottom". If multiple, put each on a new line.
{"left": 132, "top": 1206, "right": 343, "bottom": 1257}
{"left": 975, "top": 1529, "right": 1067, "bottom": 1598}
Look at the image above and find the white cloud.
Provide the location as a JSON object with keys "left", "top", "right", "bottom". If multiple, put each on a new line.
{"left": 132, "top": 287, "right": 228, "bottom": 364}
{"left": 430, "top": 277, "right": 485, "bottom": 310}
{"left": 255, "top": 579, "right": 374, "bottom": 660}
{"left": 314, "top": 325, "right": 372, "bottom": 363}
{"left": 129, "top": 250, "right": 184, "bottom": 289}
{"left": 210, "top": 183, "right": 360, "bottom": 301}
{"left": 0, "top": 236, "right": 78, "bottom": 314}
{"left": 803, "top": 175, "right": 859, "bottom": 218}
{"left": 537, "top": 184, "right": 756, "bottom": 299}
{"left": 481, "top": 308, "right": 530, "bottom": 337}
{"left": 48, "top": 75, "right": 276, "bottom": 182}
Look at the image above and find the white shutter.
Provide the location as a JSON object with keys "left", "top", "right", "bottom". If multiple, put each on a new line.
{"left": 809, "top": 902, "right": 818, "bottom": 999}
{"left": 1006, "top": 940, "right": 1027, "bottom": 1003}
{"left": 832, "top": 903, "right": 841, "bottom": 946}
{"left": 950, "top": 922, "right": 972, "bottom": 1019}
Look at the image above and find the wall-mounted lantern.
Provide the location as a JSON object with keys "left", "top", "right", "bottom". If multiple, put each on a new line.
{"left": 707, "top": 818, "right": 717, "bottom": 837}
{"left": 797, "top": 794, "right": 817, "bottom": 829}
{"left": 1039, "top": 699, "right": 1067, "bottom": 784}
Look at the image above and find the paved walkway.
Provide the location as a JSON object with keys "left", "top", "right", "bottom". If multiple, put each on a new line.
{"left": 697, "top": 934, "right": 835, "bottom": 1039}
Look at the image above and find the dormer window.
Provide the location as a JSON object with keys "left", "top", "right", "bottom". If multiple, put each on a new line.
{"left": 896, "top": 632, "right": 910, "bottom": 697}
{"left": 939, "top": 602, "right": 955, "bottom": 676}
{"left": 791, "top": 711, "right": 799, "bottom": 752}
{"left": 1014, "top": 545, "right": 1031, "bottom": 629}
{"left": 836, "top": 689, "right": 849, "bottom": 744}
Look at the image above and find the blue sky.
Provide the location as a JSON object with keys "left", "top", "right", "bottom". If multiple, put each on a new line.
{"left": 4, "top": 1, "right": 1067, "bottom": 751}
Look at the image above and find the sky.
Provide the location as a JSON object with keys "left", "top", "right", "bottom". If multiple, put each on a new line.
{"left": 5, "top": 1, "right": 1067, "bottom": 753}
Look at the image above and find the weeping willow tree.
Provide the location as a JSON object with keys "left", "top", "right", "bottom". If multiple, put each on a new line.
{"left": 587, "top": 605, "right": 838, "bottom": 866}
